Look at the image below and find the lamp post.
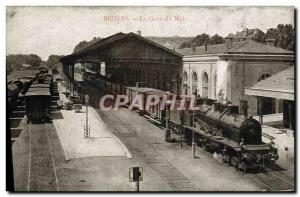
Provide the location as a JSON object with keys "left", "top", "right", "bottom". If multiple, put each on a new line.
{"left": 84, "top": 94, "right": 90, "bottom": 139}
{"left": 180, "top": 110, "right": 184, "bottom": 149}
{"left": 165, "top": 97, "right": 172, "bottom": 142}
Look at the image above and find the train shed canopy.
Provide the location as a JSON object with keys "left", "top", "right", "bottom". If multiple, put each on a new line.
{"left": 60, "top": 32, "right": 183, "bottom": 64}
{"left": 245, "top": 66, "right": 294, "bottom": 101}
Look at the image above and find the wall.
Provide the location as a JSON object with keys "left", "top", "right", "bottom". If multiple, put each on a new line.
{"left": 229, "top": 60, "right": 292, "bottom": 115}
{"left": 182, "top": 55, "right": 293, "bottom": 116}
{"left": 100, "top": 37, "right": 182, "bottom": 94}
{"left": 182, "top": 56, "right": 218, "bottom": 99}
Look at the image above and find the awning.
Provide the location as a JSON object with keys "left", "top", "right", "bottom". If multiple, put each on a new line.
{"left": 245, "top": 66, "right": 294, "bottom": 101}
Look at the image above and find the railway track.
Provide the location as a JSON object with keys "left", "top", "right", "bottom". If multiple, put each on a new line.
{"left": 27, "top": 123, "right": 59, "bottom": 191}
{"left": 246, "top": 168, "right": 294, "bottom": 191}
{"left": 97, "top": 109, "right": 200, "bottom": 191}
{"left": 81, "top": 81, "right": 295, "bottom": 192}
{"left": 107, "top": 109, "right": 295, "bottom": 192}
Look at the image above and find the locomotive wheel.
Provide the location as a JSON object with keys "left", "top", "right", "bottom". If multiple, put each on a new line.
{"left": 222, "top": 154, "right": 230, "bottom": 163}
{"left": 238, "top": 161, "right": 246, "bottom": 172}
{"left": 198, "top": 126, "right": 209, "bottom": 150}
{"left": 230, "top": 157, "right": 239, "bottom": 168}
{"left": 200, "top": 126, "right": 209, "bottom": 133}
{"left": 202, "top": 143, "right": 208, "bottom": 151}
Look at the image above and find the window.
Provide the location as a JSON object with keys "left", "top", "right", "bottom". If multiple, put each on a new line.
{"left": 183, "top": 71, "right": 188, "bottom": 82}
{"left": 202, "top": 72, "right": 209, "bottom": 98}
{"left": 213, "top": 73, "right": 217, "bottom": 99}
{"left": 258, "top": 73, "right": 271, "bottom": 81}
{"left": 192, "top": 72, "right": 198, "bottom": 96}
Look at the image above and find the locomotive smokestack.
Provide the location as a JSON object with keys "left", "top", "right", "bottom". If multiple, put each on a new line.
{"left": 239, "top": 100, "right": 248, "bottom": 117}
{"left": 213, "top": 102, "right": 220, "bottom": 111}
{"left": 227, "top": 104, "right": 239, "bottom": 114}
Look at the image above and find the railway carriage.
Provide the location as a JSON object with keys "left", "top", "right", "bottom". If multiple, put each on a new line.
{"left": 7, "top": 84, "right": 21, "bottom": 113}
{"left": 25, "top": 90, "right": 52, "bottom": 123}
{"left": 125, "top": 87, "right": 171, "bottom": 124}
{"left": 25, "top": 73, "right": 54, "bottom": 123}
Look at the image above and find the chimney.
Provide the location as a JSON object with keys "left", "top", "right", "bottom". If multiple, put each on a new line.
{"left": 137, "top": 30, "right": 141, "bottom": 36}
{"left": 227, "top": 104, "right": 239, "bottom": 114}
{"left": 265, "top": 38, "right": 276, "bottom": 47}
{"left": 243, "top": 28, "right": 248, "bottom": 38}
{"left": 225, "top": 36, "right": 233, "bottom": 50}
{"left": 192, "top": 44, "right": 196, "bottom": 53}
{"left": 213, "top": 102, "right": 221, "bottom": 111}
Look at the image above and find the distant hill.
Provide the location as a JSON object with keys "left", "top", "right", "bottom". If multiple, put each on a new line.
{"left": 145, "top": 36, "right": 194, "bottom": 50}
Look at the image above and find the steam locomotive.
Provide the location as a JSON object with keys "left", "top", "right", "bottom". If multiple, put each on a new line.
{"left": 125, "top": 86, "right": 279, "bottom": 171}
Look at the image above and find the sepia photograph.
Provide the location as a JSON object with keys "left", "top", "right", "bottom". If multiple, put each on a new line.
{"left": 6, "top": 6, "right": 295, "bottom": 192}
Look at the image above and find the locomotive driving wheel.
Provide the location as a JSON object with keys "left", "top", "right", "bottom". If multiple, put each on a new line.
{"left": 199, "top": 126, "right": 209, "bottom": 150}
{"left": 238, "top": 161, "right": 246, "bottom": 172}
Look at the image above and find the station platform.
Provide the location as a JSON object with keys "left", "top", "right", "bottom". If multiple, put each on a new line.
{"left": 261, "top": 125, "right": 294, "bottom": 175}
{"left": 53, "top": 83, "right": 131, "bottom": 160}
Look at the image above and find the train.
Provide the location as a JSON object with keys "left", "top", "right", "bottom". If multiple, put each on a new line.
{"left": 124, "top": 86, "right": 279, "bottom": 171}
{"left": 25, "top": 73, "right": 55, "bottom": 123}
{"left": 7, "top": 68, "right": 57, "bottom": 123}
{"left": 7, "top": 75, "right": 37, "bottom": 113}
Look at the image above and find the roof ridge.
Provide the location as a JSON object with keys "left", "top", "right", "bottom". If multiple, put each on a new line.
{"left": 126, "top": 32, "right": 183, "bottom": 57}
{"left": 74, "top": 32, "right": 125, "bottom": 54}
{"left": 227, "top": 40, "right": 249, "bottom": 52}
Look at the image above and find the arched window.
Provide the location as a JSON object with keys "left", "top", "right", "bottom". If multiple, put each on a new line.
{"left": 213, "top": 73, "right": 217, "bottom": 99}
{"left": 202, "top": 72, "right": 209, "bottom": 98}
{"left": 183, "top": 71, "right": 188, "bottom": 82}
{"left": 258, "top": 73, "right": 271, "bottom": 81}
{"left": 192, "top": 72, "right": 198, "bottom": 96}
{"left": 182, "top": 71, "right": 188, "bottom": 95}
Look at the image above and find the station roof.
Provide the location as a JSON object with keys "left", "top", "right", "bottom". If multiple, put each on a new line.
{"left": 60, "top": 32, "right": 183, "bottom": 62}
{"left": 176, "top": 40, "right": 294, "bottom": 56}
{"left": 245, "top": 66, "right": 294, "bottom": 101}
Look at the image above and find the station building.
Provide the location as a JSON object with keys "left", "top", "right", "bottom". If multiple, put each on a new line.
{"left": 60, "top": 32, "right": 183, "bottom": 95}
{"left": 177, "top": 38, "right": 294, "bottom": 116}
{"left": 245, "top": 66, "right": 295, "bottom": 130}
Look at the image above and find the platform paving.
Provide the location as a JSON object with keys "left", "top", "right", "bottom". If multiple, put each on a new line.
{"left": 53, "top": 83, "right": 131, "bottom": 160}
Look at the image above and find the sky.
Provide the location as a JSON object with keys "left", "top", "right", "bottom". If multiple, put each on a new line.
{"left": 6, "top": 6, "right": 294, "bottom": 61}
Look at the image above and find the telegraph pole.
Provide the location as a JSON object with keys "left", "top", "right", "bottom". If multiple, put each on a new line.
{"left": 180, "top": 110, "right": 184, "bottom": 149}
{"left": 84, "top": 94, "right": 90, "bottom": 139}
{"left": 192, "top": 110, "right": 195, "bottom": 159}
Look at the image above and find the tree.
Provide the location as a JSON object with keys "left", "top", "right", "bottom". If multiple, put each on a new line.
{"left": 265, "top": 24, "right": 294, "bottom": 50}
{"left": 191, "top": 33, "right": 210, "bottom": 46}
{"left": 179, "top": 41, "right": 191, "bottom": 49}
{"left": 265, "top": 28, "right": 277, "bottom": 40}
{"left": 73, "top": 36, "right": 101, "bottom": 53}
{"left": 6, "top": 54, "right": 42, "bottom": 73}
{"left": 73, "top": 41, "right": 88, "bottom": 53}
{"left": 209, "top": 34, "right": 225, "bottom": 45}
{"left": 46, "top": 55, "right": 63, "bottom": 69}
{"left": 252, "top": 29, "right": 265, "bottom": 43}
{"left": 26, "top": 54, "right": 42, "bottom": 67}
